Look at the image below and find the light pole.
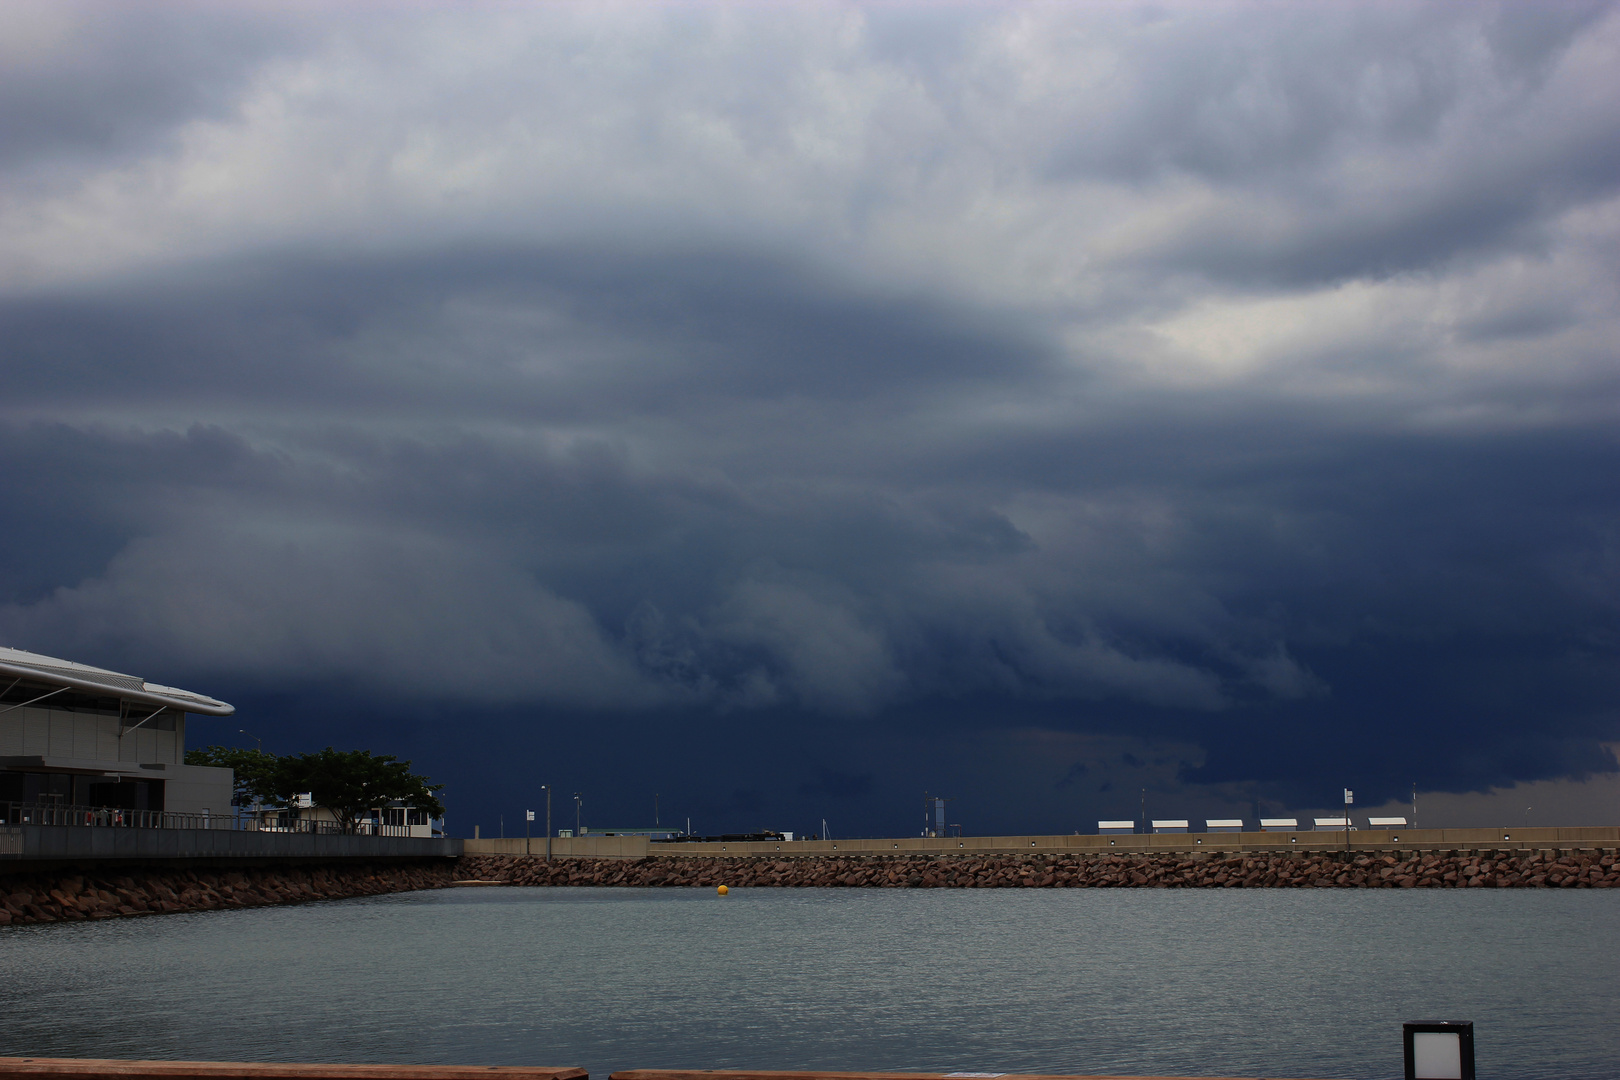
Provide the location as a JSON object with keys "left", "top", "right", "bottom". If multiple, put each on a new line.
{"left": 655, "top": 793, "right": 660, "bottom": 827}
{"left": 545, "top": 785, "right": 553, "bottom": 861}
{"left": 525, "top": 808, "right": 533, "bottom": 856}
{"left": 574, "top": 792, "right": 582, "bottom": 837}
{"left": 238, "top": 729, "right": 265, "bottom": 824}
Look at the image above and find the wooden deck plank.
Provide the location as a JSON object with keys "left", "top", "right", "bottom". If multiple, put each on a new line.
{"left": 0, "top": 1060, "right": 585, "bottom": 1080}
{"left": 610, "top": 1069, "right": 1343, "bottom": 1080}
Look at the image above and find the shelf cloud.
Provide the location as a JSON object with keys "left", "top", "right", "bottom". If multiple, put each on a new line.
{"left": 1, "top": 1, "right": 1616, "bottom": 833}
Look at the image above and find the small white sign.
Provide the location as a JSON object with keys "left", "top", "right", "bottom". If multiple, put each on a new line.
{"left": 526, "top": 810, "right": 535, "bottom": 821}
{"left": 1344, "top": 788, "right": 1354, "bottom": 805}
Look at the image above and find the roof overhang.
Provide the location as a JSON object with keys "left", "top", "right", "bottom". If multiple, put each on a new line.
{"left": 0, "top": 647, "right": 235, "bottom": 717}
{"left": 0, "top": 756, "right": 193, "bottom": 776}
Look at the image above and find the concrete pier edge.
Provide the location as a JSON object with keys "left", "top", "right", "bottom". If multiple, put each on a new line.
{"left": 0, "top": 1057, "right": 1337, "bottom": 1080}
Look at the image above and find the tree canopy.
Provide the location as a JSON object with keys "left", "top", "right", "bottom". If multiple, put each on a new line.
{"left": 185, "top": 744, "right": 444, "bottom": 831}
{"left": 269, "top": 747, "right": 445, "bottom": 832}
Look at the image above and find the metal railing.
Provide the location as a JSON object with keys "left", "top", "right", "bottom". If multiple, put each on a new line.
{"left": 1, "top": 800, "right": 235, "bottom": 830}
{"left": 0, "top": 801, "right": 421, "bottom": 836}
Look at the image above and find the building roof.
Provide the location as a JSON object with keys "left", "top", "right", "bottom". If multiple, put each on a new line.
{"left": 0, "top": 646, "right": 234, "bottom": 717}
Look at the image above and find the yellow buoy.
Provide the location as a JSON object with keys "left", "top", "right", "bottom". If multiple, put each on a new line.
{"left": 717, "top": 884, "right": 729, "bottom": 895}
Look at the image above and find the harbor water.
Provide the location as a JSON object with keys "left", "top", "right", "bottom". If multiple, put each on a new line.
{"left": 1, "top": 886, "right": 1616, "bottom": 1080}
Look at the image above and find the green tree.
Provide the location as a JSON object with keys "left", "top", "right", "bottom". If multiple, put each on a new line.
{"left": 184, "top": 745, "right": 282, "bottom": 807}
{"left": 269, "top": 747, "right": 445, "bottom": 833}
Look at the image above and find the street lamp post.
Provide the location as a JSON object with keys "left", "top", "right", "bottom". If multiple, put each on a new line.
{"left": 574, "top": 792, "right": 582, "bottom": 837}
{"left": 237, "top": 729, "right": 266, "bottom": 825}
{"left": 541, "top": 785, "right": 552, "bottom": 861}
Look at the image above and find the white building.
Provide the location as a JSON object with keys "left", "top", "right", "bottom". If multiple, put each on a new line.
{"left": 0, "top": 646, "right": 235, "bottom": 819}
{"left": 251, "top": 796, "right": 440, "bottom": 838}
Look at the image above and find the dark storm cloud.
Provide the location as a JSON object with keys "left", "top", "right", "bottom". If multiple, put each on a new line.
{"left": 0, "top": 248, "right": 1054, "bottom": 418}
{"left": 1039, "top": 3, "right": 1620, "bottom": 286}
{"left": 0, "top": 3, "right": 303, "bottom": 172}
{"left": 0, "top": 1, "right": 1616, "bottom": 833}
{"left": 1047, "top": 4, "right": 1614, "bottom": 184}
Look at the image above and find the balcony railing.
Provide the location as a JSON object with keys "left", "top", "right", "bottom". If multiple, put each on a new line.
{"left": 0, "top": 801, "right": 420, "bottom": 836}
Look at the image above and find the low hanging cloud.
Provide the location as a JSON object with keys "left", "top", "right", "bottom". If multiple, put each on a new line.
{"left": 0, "top": 1, "right": 1617, "bottom": 829}
{"left": 0, "top": 518, "right": 655, "bottom": 709}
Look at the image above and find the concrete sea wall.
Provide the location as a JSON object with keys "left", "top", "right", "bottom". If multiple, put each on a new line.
{"left": 0, "top": 824, "right": 461, "bottom": 862}
{"left": 459, "top": 848, "right": 1619, "bottom": 889}
{"left": 463, "top": 824, "right": 1620, "bottom": 860}
{"left": 0, "top": 861, "right": 455, "bottom": 925}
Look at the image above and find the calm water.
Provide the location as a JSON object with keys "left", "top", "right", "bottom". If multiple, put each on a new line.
{"left": 1, "top": 886, "right": 1616, "bottom": 1080}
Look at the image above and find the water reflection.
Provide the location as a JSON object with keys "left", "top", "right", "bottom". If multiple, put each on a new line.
{"left": 0, "top": 887, "right": 1615, "bottom": 1080}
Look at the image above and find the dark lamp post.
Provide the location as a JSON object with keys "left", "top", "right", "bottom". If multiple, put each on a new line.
{"left": 541, "top": 785, "right": 552, "bottom": 861}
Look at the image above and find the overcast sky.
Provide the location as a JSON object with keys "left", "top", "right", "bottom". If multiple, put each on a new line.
{"left": 2, "top": 0, "right": 1617, "bottom": 836}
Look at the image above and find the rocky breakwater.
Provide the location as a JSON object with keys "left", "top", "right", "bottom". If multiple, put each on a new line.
{"left": 0, "top": 861, "right": 454, "bottom": 925}
{"left": 460, "top": 849, "right": 1618, "bottom": 889}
